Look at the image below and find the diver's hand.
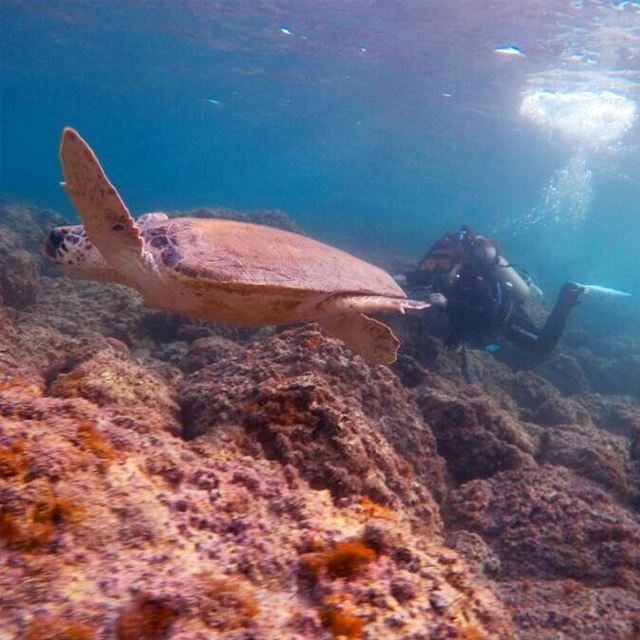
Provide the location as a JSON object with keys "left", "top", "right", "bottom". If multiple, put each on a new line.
{"left": 427, "top": 293, "right": 447, "bottom": 307}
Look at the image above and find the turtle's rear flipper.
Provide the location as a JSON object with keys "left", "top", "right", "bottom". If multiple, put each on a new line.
{"left": 319, "top": 313, "right": 400, "bottom": 364}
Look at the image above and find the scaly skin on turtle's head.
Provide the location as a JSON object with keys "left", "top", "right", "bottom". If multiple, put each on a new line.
{"left": 44, "top": 224, "right": 126, "bottom": 284}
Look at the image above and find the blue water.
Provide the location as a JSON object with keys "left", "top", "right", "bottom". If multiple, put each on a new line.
{"left": 1, "top": 0, "right": 639, "bottom": 327}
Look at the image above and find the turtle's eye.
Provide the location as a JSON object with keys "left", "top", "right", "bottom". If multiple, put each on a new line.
{"left": 45, "top": 228, "right": 66, "bottom": 258}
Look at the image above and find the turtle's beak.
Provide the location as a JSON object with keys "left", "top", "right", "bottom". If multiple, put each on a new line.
{"left": 44, "top": 227, "right": 66, "bottom": 259}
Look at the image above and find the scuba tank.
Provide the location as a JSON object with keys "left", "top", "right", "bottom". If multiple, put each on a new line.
{"left": 494, "top": 255, "right": 531, "bottom": 304}
{"left": 470, "top": 235, "right": 531, "bottom": 304}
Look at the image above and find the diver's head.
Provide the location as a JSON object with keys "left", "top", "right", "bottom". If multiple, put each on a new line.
{"left": 420, "top": 235, "right": 463, "bottom": 289}
{"left": 423, "top": 253, "right": 458, "bottom": 276}
{"left": 469, "top": 235, "right": 498, "bottom": 267}
{"left": 44, "top": 224, "right": 123, "bottom": 283}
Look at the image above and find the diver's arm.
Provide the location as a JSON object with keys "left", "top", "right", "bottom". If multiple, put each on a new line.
{"left": 405, "top": 268, "right": 433, "bottom": 288}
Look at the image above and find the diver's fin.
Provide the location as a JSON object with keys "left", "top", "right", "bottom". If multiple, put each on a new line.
{"left": 577, "top": 283, "right": 631, "bottom": 297}
{"left": 319, "top": 313, "right": 400, "bottom": 365}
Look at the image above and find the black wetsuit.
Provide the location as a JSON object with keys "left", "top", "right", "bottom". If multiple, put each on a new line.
{"left": 406, "top": 253, "right": 580, "bottom": 356}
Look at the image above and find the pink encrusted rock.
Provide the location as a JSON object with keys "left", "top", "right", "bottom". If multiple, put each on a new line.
{"left": 497, "top": 579, "right": 640, "bottom": 640}
{"left": 49, "top": 347, "right": 181, "bottom": 435}
{"left": 447, "top": 466, "right": 640, "bottom": 590}
{"left": 0, "top": 199, "right": 68, "bottom": 256}
{"left": 0, "top": 227, "right": 39, "bottom": 309}
{"left": 179, "top": 325, "right": 446, "bottom": 533}
{"left": 0, "top": 389, "right": 514, "bottom": 640}
{"left": 534, "top": 420, "right": 639, "bottom": 504}
{"left": 416, "top": 387, "right": 536, "bottom": 484}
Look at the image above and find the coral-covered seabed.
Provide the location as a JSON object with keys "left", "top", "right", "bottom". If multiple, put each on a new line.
{"left": 1, "top": 201, "right": 639, "bottom": 640}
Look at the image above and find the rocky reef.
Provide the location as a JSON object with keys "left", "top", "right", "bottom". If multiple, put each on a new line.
{"left": 1, "top": 201, "right": 639, "bottom": 639}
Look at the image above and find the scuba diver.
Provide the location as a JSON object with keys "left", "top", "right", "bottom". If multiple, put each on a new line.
{"left": 401, "top": 225, "right": 585, "bottom": 357}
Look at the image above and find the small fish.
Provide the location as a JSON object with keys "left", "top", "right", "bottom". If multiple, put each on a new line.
{"left": 280, "top": 26, "right": 293, "bottom": 35}
{"left": 442, "top": 92, "right": 453, "bottom": 98}
{"left": 579, "top": 284, "right": 632, "bottom": 297}
{"left": 495, "top": 45, "right": 526, "bottom": 57}
{"left": 205, "top": 98, "right": 221, "bottom": 105}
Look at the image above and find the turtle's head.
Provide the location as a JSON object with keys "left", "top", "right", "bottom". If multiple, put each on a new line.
{"left": 44, "top": 224, "right": 126, "bottom": 284}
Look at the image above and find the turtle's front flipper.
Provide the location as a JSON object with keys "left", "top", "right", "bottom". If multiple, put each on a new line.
{"left": 59, "top": 127, "right": 155, "bottom": 287}
{"left": 319, "top": 294, "right": 429, "bottom": 315}
{"left": 317, "top": 294, "right": 429, "bottom": 364}
{"left": 319, "top": 313, "right": 400, "bottom": 364}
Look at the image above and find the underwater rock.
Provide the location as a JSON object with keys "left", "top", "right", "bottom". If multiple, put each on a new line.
{"left": 48, "top": 347, "right": 181, "bottom": 435}
{"left": 631, "top": 425, "right": 640, "bottom": 462}
{"left": 535, "top": 351, "right": 590, "bottom": 395}
{"left": 584, "top": 350, "right": 640, "bottom": 401}
{"left": 416, "top": 387, "right": 536, "bottom": 484}
{"left": 0, "top": 199, "right": 69, "bottom": 256}
{"left": 180, "top": 325, "right": 446, "bottom": 531}
{"left": 497, "top": 579, "right": 640, "bottom": 640}
{"left": 18, "top": 276, "right": 147, "bottom": 348}
{"left": 180, "top": 335, "right": 242, "bottom": 373}
{"left": 0, "top": 383, "right": 513, "bottom": 639}
{"left": 533, "top": 420, "right": 639, "bottom": 505}
{"left": 486, "top": 369, "right": 592, "bottom": 427}
{"left": 138, "top": 308, "right": 263, "bottom": 347}
{"left": 446, "top": 465, "right": 640, "bottom": 590}
{"left": 567, "top": 334, "right": 640, "bottom": 400}
{"left": 390, "top": 313, "right": 444, "bottom": 370}
{"left": 0, "top": 306, "right": 43, "bottom": 388}
{"left": 577, "top": 393, "right": 640, "bottom": 438}
{"left": 0, "top": 227, "right": 39, "bottom": 308}
{"left": 446, "top": 529, "right": 501, "bottom": 578}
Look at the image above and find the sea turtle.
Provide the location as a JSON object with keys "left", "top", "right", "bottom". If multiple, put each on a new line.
{"left": 45, "top": 127, "right": 428, "bottom": 364}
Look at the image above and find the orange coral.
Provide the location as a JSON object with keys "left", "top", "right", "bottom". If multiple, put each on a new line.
{"left": 325, "top": 541, "right": 376, "bottom": 579}
{"left": 198, "top": 575, "right": 260, "bottom": 630}
{"left": 320, "top": 600, "right": 365, "bottom": 639}
{"left": 0, "top": 440, "right": 27, "bottom": 478}
{"left": 359, "top": 496, "right": 396, "bottom": 522}
{"left": 0, "top": 510, "right": 39, "bottom": 545}
{"left": 0, "top": 491, "right": 84, "bottom": 549}
{"left": 301, "top": 539, "right": 376, "bottom": 581}
{"left": 35, "top": 494, "right": 84, "bottom": 526}
{"left": 0, "top": 508, "right": 54, "bottom": 548}
{"left": 562, "top": 578, "right": 583, "bottom": 596}
{"left": 77, "top": 422, "right": 116, "bottom": 461}
{"left": 116, "top": 595, "right": 177, "bottom": 640}
{"left": 23, "top": 615, "right": 96, "bottom": 640}
{"left": 460, "top": 628, "right": 487, "bottom": 640}
{"left": 0, "top": 377, "right": 41, "bottom": 397}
